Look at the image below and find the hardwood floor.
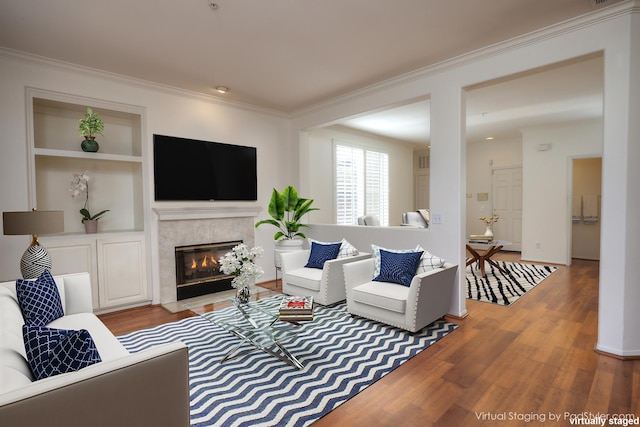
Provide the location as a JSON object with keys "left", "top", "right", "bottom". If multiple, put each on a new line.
{"left": 99, "top": 254, "right": 640, "bottom": 426}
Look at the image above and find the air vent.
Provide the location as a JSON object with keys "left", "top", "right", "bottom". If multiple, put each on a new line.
{"left": 591, "top": 0, "right": 610, "bottom": 6}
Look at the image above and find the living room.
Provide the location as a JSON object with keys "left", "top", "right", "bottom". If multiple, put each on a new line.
{"left": 1, "top": 1, "right": 639, "bottom": 426}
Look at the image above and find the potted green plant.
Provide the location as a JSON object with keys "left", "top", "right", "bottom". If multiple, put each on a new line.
{"left": 78, "top": 108, "right": 104, "bottom": 152}
{"left": 255, "top": 186, "right": 318, "bottom": 266}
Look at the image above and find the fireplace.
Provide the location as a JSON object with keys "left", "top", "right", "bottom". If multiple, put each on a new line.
{"left": 175, "top": 240, "right": 241, "bottom": 300}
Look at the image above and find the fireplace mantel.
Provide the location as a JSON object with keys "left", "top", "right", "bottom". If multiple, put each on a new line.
{"left": 153, "top": 206, "right": 262, "bottom": 221}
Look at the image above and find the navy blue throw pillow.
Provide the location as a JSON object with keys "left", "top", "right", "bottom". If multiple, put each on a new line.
{"left": 305, "top": 241, "right": 342, "bottom": 269}
{"left": 16, "top": 269, "right": 64, "bottom": 326}
{"left": 23, "top": 325, "right": 102, "bottom": 381}
{"left": 373, "top": 249, "right": 424, "bottom": 286}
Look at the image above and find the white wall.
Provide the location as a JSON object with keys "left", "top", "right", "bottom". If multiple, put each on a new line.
{"left": 305, "top": 125, "right": 415, "bottom": 225}
{"left": 0, "top": 52, "right": 292, "bottom": 297}
{"left": 521, "top": 119, "right": 602, "bottom": 264}
{"left": 466, "top": 137, "right": 522, "bottom": 236}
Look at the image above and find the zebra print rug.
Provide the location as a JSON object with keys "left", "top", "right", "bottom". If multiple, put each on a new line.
{"left": 466, "top": 260, "right": 558, "bottom": 306}
{"left": 118, "top": 296, "right": 457, "bottom": 427}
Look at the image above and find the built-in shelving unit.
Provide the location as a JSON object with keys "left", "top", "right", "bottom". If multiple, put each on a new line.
{"left": 26, "top": 88, "right": 150, "bottom": 312}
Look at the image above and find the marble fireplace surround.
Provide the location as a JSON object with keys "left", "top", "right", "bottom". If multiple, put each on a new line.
{"left": 154, "top": 207, "right": 261, "bottom": 305}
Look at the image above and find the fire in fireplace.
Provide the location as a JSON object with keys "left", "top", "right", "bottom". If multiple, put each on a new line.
{"left": 175, "top": 240, "right": 241, "bottom": 300}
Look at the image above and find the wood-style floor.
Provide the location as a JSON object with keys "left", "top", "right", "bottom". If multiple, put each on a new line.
{"left": 98, "top": 253, "right": 640, "bottom": 426}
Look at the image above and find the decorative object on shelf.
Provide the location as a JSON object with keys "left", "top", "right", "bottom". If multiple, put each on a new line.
{"left": 78, "top": 108, "right": 104, "bottom": 152}
{"left": 479, "top": 214, "right": 500, "bottom": 237}
{"left": 219, "top": 244, "right": 264, "bottom": 304}
{"left": 255, "top": 186, "right": 318, "bottom": 241}
{"left": 2, "top": 209, "right": 64, "bottom": 279}
{"left": 69, "top": 172, "right": 109, "bottom": 234}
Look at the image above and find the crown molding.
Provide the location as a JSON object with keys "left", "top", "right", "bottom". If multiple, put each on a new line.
{"left": 0, "top": 47, "right": 290, "bottom": 119}
{"left": 292, "top": 0, "right": 637, "bottom": 119}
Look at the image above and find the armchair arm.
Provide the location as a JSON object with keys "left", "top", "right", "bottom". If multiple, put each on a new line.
{"left": 322, "top": 253, "right": 371, "bottom": 304}
{"left": 280, "top": 250, "right": 310, "bottom": 273}
{"left": 405, "top": 263, "right": 457, "bottom": 332}
{"left": 343, "top": 258, "right": 376, "bottom": 302}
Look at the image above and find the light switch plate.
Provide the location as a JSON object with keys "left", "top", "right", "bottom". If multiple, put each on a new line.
{"left": 431, "top": 213, "right": 443, "bottom": 224}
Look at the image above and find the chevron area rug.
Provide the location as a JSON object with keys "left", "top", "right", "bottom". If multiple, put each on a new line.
{"left": 118, "top": 296, "right": 457, "bottom": 427}
{"left": 466, "top": 260, "right": 558, "bottom": 306}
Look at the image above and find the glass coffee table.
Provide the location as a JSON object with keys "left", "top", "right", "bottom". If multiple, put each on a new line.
{"left": 183, "top": 297, "right": 310, "bottom": 370}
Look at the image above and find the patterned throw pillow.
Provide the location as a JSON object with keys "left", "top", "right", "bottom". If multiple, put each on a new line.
{"left": 305, "top": 241, "right": 342, "bottom": 269}
{"left": 371, "top": 244, "right": 417, "bottom": 277}
{"left": 415, "top": 245, "right": 446, "bottom": 273}
{"left": 16, "top": 269, "right": 64, "bottom": 326}
{"left": 373, "top": 249, "right": 424, "bottom": 286}
{"left": 22, "top": 325, "right": 102, "bottom": 381}
{"left": 337, "top": 238, "right": 359, "bottom": 258}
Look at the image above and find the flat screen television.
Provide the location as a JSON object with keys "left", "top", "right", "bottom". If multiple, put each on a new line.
{"left": 153, "top": 134, "right": 257, "bottom": 201}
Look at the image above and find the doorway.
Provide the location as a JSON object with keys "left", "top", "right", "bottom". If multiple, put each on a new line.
{"left": 571, "top": 158, "right": 602, "bottom": 260}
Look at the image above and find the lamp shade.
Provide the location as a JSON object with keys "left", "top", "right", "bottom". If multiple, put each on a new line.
{"left": 3, "top": 210, "right": 64, "bottom": 237}
{"left": 3, "top": 210, "right": 64, "bottom": 279}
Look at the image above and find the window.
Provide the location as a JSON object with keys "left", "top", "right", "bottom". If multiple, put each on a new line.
{"left": 335, "top": 143, "right": 389, "bottom": 225}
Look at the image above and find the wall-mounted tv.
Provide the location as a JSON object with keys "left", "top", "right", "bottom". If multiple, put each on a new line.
{"left": 153, "top": 134, "right": 257, "bottom": 201}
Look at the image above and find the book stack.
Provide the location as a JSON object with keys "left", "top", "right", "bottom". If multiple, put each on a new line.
{"left": 468, "top": 234, "right": 493, "bottom": 244}
{"left": 279, "top": 296, "right": 314, "bottom": 322}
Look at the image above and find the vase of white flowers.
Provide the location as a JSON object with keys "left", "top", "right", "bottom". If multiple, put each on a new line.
{"left": 479, "top": 215, "right": 500, "bottom": 237}
{"left": 219, "top": 244, "right": 264, "bottom": 304}
{"left": 69, "top": 172, "right": 110, "bottom": 233}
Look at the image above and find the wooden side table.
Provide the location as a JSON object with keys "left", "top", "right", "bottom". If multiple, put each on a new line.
{"left": 466, "top": 240, "right": 511, "bottom": 277}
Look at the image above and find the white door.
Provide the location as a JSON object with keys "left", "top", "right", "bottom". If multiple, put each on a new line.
{"left": 492, "top": 168, "right": 522, "bottom": 251}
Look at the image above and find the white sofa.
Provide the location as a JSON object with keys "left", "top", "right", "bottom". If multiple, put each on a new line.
{"left": 280, "top": 250, "right": 371, "bottom": 305}
{"left": 344, "top": 258, "right": 457, "bottom": 332}
{"left": 0, "top": 272, "right": 190, "bottom": 427}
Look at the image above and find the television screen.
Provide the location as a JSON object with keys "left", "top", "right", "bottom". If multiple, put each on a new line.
{"left": 153, "top": 134, "right": 257, "bottom": 201}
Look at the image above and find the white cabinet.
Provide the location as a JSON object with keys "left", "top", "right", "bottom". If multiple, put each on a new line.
{"left": 97, "top": 236, "right": 148, "bottom": 308}
{"left": 27, "top": 88, "right": 150, "bottom": 312}
{"left": 43, "top": 234, "right": 149, "bottom": 311}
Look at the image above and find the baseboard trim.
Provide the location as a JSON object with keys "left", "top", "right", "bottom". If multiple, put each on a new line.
{"left": 594, "top": 347, "right": 640, "bottom": 360}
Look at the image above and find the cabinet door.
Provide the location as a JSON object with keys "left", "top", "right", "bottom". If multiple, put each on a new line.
{"left": 97, "top": 237, "right": 148, "bottom": 308}
{"left": 45, "top": 240, "right": 99, "bottom": 309}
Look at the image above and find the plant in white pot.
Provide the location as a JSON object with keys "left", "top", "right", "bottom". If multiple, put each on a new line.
{"left": 255, "top": 186, "right": 318, "bottom": 266}
{"left": 69, "top": 172, "right": 110, "bottom": 234}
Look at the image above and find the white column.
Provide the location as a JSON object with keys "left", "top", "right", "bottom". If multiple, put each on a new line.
{"left": 429, "top": 83, "right": 467, "bottom": 318}
{"left": 597, "top": 11, "right": 640, "bottom": 357}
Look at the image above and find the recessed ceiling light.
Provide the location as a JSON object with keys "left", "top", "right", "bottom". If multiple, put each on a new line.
{"left": 215, "top": 86, "right": 229, "bottom": 94}
{"left": 485, "top": 136, "right": 495, "bottom": 141}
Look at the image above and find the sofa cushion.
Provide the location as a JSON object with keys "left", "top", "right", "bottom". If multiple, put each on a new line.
{"left": 22, "top": 325, "right": 102, "bottom": 380}
{"left": 16, "top": 270, "right": 64, "bottom": 326}
{"left": 49, "top": 313, "right": 130, "bottom": 361}
{"left": 374, "top": 249, "right": 423, "bottom": 286}
{"left": 415, "top": 245, "right": 446, "bottom": 272}
{"left": 284, "top": 268, "right": 323, "bottom": 292}
{"left": 305, "top": 241, "right": 341, "bottom": 269}
{"left": 352, "top": 280, "right": 410, "bottom": 313}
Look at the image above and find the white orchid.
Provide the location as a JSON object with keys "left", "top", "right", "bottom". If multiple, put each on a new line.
{"left": 219, "top": 244, "right": 264, "bottom": 289}
{"left": 69, "top": 172, "right": 109, "bottom": 221}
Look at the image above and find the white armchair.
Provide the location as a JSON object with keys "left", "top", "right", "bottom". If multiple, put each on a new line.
{"left": 343, "top": 258, "right": 457, "bottom": 332}
{"left": 280, "top": 250, "right": 371, "bottom": 306}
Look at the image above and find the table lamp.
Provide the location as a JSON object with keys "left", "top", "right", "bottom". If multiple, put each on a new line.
{"left": 3, "top": 209, "right": 64, "bottom": 279}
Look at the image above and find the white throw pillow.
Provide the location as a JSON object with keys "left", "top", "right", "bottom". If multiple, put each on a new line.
{"left": 415, "top": 245, "right": 446, "bottom": 273}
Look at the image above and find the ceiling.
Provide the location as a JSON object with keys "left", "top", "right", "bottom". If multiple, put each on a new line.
{"left": 0, "top": 0, "right": 615, "bottom": 142}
